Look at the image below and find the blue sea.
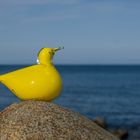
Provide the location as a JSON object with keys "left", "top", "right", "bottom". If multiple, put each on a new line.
{"left": 0, "top": 65, "right": 140, "bottom": 140}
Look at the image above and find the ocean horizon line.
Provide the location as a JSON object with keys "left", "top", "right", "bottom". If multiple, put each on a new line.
{"left": 1, "top": 64, "right": 140, "bottom": 66}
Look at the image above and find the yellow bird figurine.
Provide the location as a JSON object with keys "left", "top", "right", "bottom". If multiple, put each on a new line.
{"left": 0, "top": 47, "right": 63, "bottom": 101}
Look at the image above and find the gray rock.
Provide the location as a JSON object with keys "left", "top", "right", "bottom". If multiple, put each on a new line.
{"left": 111, "top": 129, "right": 128, "bottom": 139}
{"left": 0, "top": 101, "right": 119, "bottom": 140}
{"left": 93, "top": 117, "right": 107, "bottom": 129}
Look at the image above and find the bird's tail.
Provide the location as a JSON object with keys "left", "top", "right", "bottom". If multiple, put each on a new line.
{"left": 0, "top": 75, "right": 3, "bottom": 82}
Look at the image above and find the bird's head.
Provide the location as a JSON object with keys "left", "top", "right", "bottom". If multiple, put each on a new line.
{"left": 37, "top": 47, "right": 64, "bottom": 65}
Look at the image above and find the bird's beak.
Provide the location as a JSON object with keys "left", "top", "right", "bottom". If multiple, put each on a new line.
{"left": 53, "top": 47, "right": 64, "bottom": 53}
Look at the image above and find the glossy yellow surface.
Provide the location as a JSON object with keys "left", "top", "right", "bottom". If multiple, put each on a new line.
{"left": 0, "top": 48, "right": 63, "bottom": 101}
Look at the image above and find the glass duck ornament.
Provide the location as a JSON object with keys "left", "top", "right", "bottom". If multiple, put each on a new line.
{"left": 0, "top": 47, "right": 63, "bottom": 101}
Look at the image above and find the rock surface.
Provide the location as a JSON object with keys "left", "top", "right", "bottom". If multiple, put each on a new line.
{"left": 0, "top": 101, "right": 119, "bottom": 140}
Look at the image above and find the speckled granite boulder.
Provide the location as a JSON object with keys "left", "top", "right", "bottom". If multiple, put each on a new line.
{"left": 0, "top": 101, "right": 119, "bottom": 140}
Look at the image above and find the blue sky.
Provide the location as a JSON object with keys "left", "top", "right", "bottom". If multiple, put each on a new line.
{"left": 0, "top": 0, "right": 140, "bottom": 64}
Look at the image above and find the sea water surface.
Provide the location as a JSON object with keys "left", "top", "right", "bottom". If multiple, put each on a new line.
{"left": 0, "top": 65, "right": 140, "bottom": 140}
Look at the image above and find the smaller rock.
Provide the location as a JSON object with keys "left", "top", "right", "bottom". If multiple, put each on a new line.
{"left": 93, "top": 117, "right": 129, "bottom": 140}
{"left": 93, "top": 117, "right": 107, "bottom": 129}
{"left": 111, "top": 129, "right": 128, "bottom": 139}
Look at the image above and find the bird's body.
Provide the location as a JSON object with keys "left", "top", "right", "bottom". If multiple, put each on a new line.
{"left": 0, "top": 47, "right": 63, "bottom": 101}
